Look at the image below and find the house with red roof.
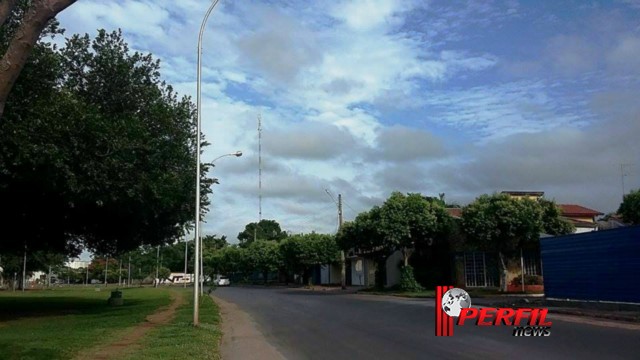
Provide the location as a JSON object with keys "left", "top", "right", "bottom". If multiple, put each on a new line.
{"left": 557, "top": 204, "right": 603, "bottom": 233}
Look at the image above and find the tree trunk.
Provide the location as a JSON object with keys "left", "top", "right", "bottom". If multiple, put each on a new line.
{"left": 498, "top": 252, "right": 508, "bottom": 292}
{"left": 0, "top": 0, "right": 77, "bottom": 118}
{"left": 402, "top": 247, "right": 412, "bottom": 267}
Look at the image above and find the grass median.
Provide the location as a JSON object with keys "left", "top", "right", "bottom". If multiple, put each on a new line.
{"left": 124, "top": 289, "right": 222, "bottom": 360}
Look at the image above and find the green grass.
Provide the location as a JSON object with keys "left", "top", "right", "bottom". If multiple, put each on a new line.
{"left": 124, "top": 290, "right": 222, "bottom": 360}
{"left": 0, "top": 286, "right": 171, "bottom": 360}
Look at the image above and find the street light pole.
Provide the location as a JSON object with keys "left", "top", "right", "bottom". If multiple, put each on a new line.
{"left": 195, "top": 0, "right": 221, "bottom": 327}
{"left": 200, "top": 150, "right": 242, "bottom": 296}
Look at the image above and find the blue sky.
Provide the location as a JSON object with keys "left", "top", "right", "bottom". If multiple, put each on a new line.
{"left": 56, "top": 0, "right": 640, "bottom": 242}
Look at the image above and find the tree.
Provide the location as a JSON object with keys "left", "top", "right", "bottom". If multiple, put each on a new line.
{"left": 0, "top": 0, "right": 77, "bottom": 117}
{"left": 245, "top": 240, "right": 281, "bottom": 284}
{"left": 618, "top": 189, "right": 640, "bottom": 225}
{"left": 157, "top": 266, "right": 171, "bottom": 283}
{"left": 461, "top": 194, "right": 545, "bottom": 291}
{"left": 280, "top": 233, "right": 340, "bottom": 284}
{"left": 539, "top": 199, "right": 575, "bottom": 235}
{"left": 88, "top": 258, "right": 120, "bottom": 284}
{"left": 337, "top": 192, "right": 451, "bottom": 290}
{"left": 237, "top": 219, "right": 288, "bottom": 247}
{"left": 208, "top": 245, "right": 246, "bottom": 278}
{"left": 377, "top": 192, "right": 451, "bottom": 266}
{"left": 0, "top": 29, "right": 211, "bottom": 256}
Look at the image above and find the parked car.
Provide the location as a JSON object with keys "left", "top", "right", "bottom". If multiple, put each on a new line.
{"left": 216, "top": 276, "right": 230, "bottom": 286}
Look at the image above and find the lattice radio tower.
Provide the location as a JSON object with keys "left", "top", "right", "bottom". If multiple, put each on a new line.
{"left": 258, "top": 113, "right": 263, "bottom": 222}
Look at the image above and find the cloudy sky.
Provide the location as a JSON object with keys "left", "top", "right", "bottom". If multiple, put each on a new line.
{"left": 56, "top": 0, "right": 640, "bottom": 243}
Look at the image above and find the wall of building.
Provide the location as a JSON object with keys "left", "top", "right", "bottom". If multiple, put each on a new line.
{"left": 385, "top": 250, "right": 403, "bottom": 288}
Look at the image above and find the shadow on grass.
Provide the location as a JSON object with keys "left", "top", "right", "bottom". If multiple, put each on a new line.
{"left": 0, "top": 296, "right": 147, "bottom": 322}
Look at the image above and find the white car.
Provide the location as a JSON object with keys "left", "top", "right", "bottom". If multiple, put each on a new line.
{"left": 216, "top": 276, "right": 230, "bottom": 286}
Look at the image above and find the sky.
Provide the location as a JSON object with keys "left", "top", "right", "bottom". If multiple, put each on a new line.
{"left": 55, "top": 0, "right": 640, "bottom": 244}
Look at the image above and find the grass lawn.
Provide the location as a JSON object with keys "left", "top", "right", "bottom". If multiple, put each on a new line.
{"left": 124, "top": 290, "right": 222, "bottom": 360}
{"left": 0, "top": 286, "right": 171, "bottom": 360}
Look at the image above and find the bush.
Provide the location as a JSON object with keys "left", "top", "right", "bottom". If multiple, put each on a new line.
{"left": 511, "top": 275, "right": 542, "bottom": 286}
{"left": 399, "top": 265, "right": 424, "bottom": 292}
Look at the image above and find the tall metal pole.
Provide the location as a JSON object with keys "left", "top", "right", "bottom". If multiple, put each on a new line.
{"left": 85, "top": 263, "right": 89, "bottom": 286}
{"left": 338, "top": 194, "right": 346, "bottom": 290}
{"left": 200, "top": 235, "right": 204, "bottom": 296}
{"left": 155, "top": 245, "right": 160, "bottom": 288}
{"left": 22, "top": 249, "right": 26, "bottom": 292}
{"left": 195, "top": 0, "right": 221, "bottom": 326}
{"left": 621, "top": 164, "right": 626, "bottom": 201}
{"left": 104, "top": 257, "right": 108, "bottom": 287}
{"left": 118, "top": 258, "right": 123, "bottom": 287}
{"left": 184, "top": 239, "right": 189, "bottom": 288}
{"left": 128, "top": 256, "right": 131, "bottom": 287}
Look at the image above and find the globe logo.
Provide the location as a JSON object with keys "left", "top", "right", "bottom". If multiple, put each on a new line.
{"left": 441, "top": 288, "right": 472, "bottom": 317}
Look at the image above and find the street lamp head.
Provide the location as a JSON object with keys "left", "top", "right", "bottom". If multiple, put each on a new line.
{"left": 234, "top": 151, "right": 243, "bottom": 157}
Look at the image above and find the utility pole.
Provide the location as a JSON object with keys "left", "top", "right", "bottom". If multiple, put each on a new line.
{"left": 184, "top": 239, "right": 189, "bottom": 288}
{"left": 155, "top": 245, "right": 160, "bottom": 288}
{"left": 104, "top": 257, "right": 108, "bottom": 287}
{"left": 128, "top": 256, "right": 131, "bottom": 287}
{"left": 48, "top": 265, "right": 52, "bottom": 288}
{"left": 22, "top": 248, "right": 26, "bottom": 292}
{"left": 85, "top": 263, "right": 89, "bottom": 286}
{"left": 200, "top": 236, "right": 204, "bottom": 296}
{"left": 118, "top": 258, "right": 122, "bottom": 287}
{"left": 338, "top": 194, "right": 346, "bottom": 290}
{"left": 621, "top": 163, "right": 634, "bottom": 201}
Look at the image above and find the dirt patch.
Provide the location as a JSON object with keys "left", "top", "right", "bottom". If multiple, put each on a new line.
{"left": 73, "top": 290, "right": 185, "bottom": 360}
{"left": 213, "top": 295, "right": 285, "bottom": 360}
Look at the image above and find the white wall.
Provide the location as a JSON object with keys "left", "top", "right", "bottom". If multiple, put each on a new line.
{"left": 385, "top": 250, "right": 403, "bottom": 288}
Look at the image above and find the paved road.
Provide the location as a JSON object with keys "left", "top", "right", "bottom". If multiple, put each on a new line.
{"left": 213, "top": 287, "right": 640, "bottom": 360}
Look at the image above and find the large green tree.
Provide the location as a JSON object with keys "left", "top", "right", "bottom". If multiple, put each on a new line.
{"left": 0, "top": 29, "right": 212, "bottom": 257}
{"left": 618, "top": 189, "right": 640, "bottom": 225}
{"left": 280, "top": 233, "right": 340, "bottom": 284}
{"left": 237, "top": 219, "right": 288, "bottom": 248}
{"left": 245, "top": 240, "right": 281, "bottom": 284}
{"left": 461, "top": 194, "right": 572, "bottom": 291}
{"left": 337, "top": 192, "right": 451, "bottom": 289}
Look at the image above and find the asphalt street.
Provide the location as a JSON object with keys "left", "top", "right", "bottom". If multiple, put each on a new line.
{"left": 213, "top": 287, "right": 640, "bottom": 360}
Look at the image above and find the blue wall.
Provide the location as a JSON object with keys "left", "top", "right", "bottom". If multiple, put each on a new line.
{"left": 540, "top": 226, "right": 640, "bottom": 303}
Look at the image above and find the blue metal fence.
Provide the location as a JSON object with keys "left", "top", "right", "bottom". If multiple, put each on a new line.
{"left": 540, "top": 226, "right": 640, "bottom": 303}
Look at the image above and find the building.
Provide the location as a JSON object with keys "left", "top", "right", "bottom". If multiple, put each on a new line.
{"left": 500, "top": 191, "right": 545, "bottom": 201}
{"left": 557, "top": 204, "right": 603, "bottom": 233}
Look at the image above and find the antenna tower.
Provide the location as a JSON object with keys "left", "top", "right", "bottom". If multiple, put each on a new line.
{"left": 258, "top": 114, "right": 263, "bottom": 222}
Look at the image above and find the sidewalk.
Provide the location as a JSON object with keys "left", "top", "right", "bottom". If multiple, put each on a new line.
{"left": 471, "top": 296, "right": 640, "bottom": 323}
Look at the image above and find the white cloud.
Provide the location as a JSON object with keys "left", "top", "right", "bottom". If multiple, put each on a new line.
{"left": 52, "top": 0, "right": 640, "bottom": 241}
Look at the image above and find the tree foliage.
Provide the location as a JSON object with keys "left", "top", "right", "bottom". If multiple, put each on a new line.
{"left": 237, "top": 219, "right": 288, "bottom": 247}
{"left": 337, "top": 192, "right": 451, "bottom": 289}
{"left": 618, "top": 189, "right": 640, "bottom": 225}
{"left": 0, "top": 29, "right": 210, "bottom": 256}
{"left": 539, "top": 199, "right": 575, "bottom": 235}
{"left": 461, "top": 193, "right": 573, "bottom": 291}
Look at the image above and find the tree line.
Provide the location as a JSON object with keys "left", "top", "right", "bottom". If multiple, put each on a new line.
{"left": 336, "top": 191, "right": 576, "bottom": 291}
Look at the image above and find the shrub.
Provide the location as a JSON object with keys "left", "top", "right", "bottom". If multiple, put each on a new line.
{"left": 399, "top": 265, "right": 424, "bottom": 292}
{"left": 511, "top": 274, "right": 543, "bottom": 286}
